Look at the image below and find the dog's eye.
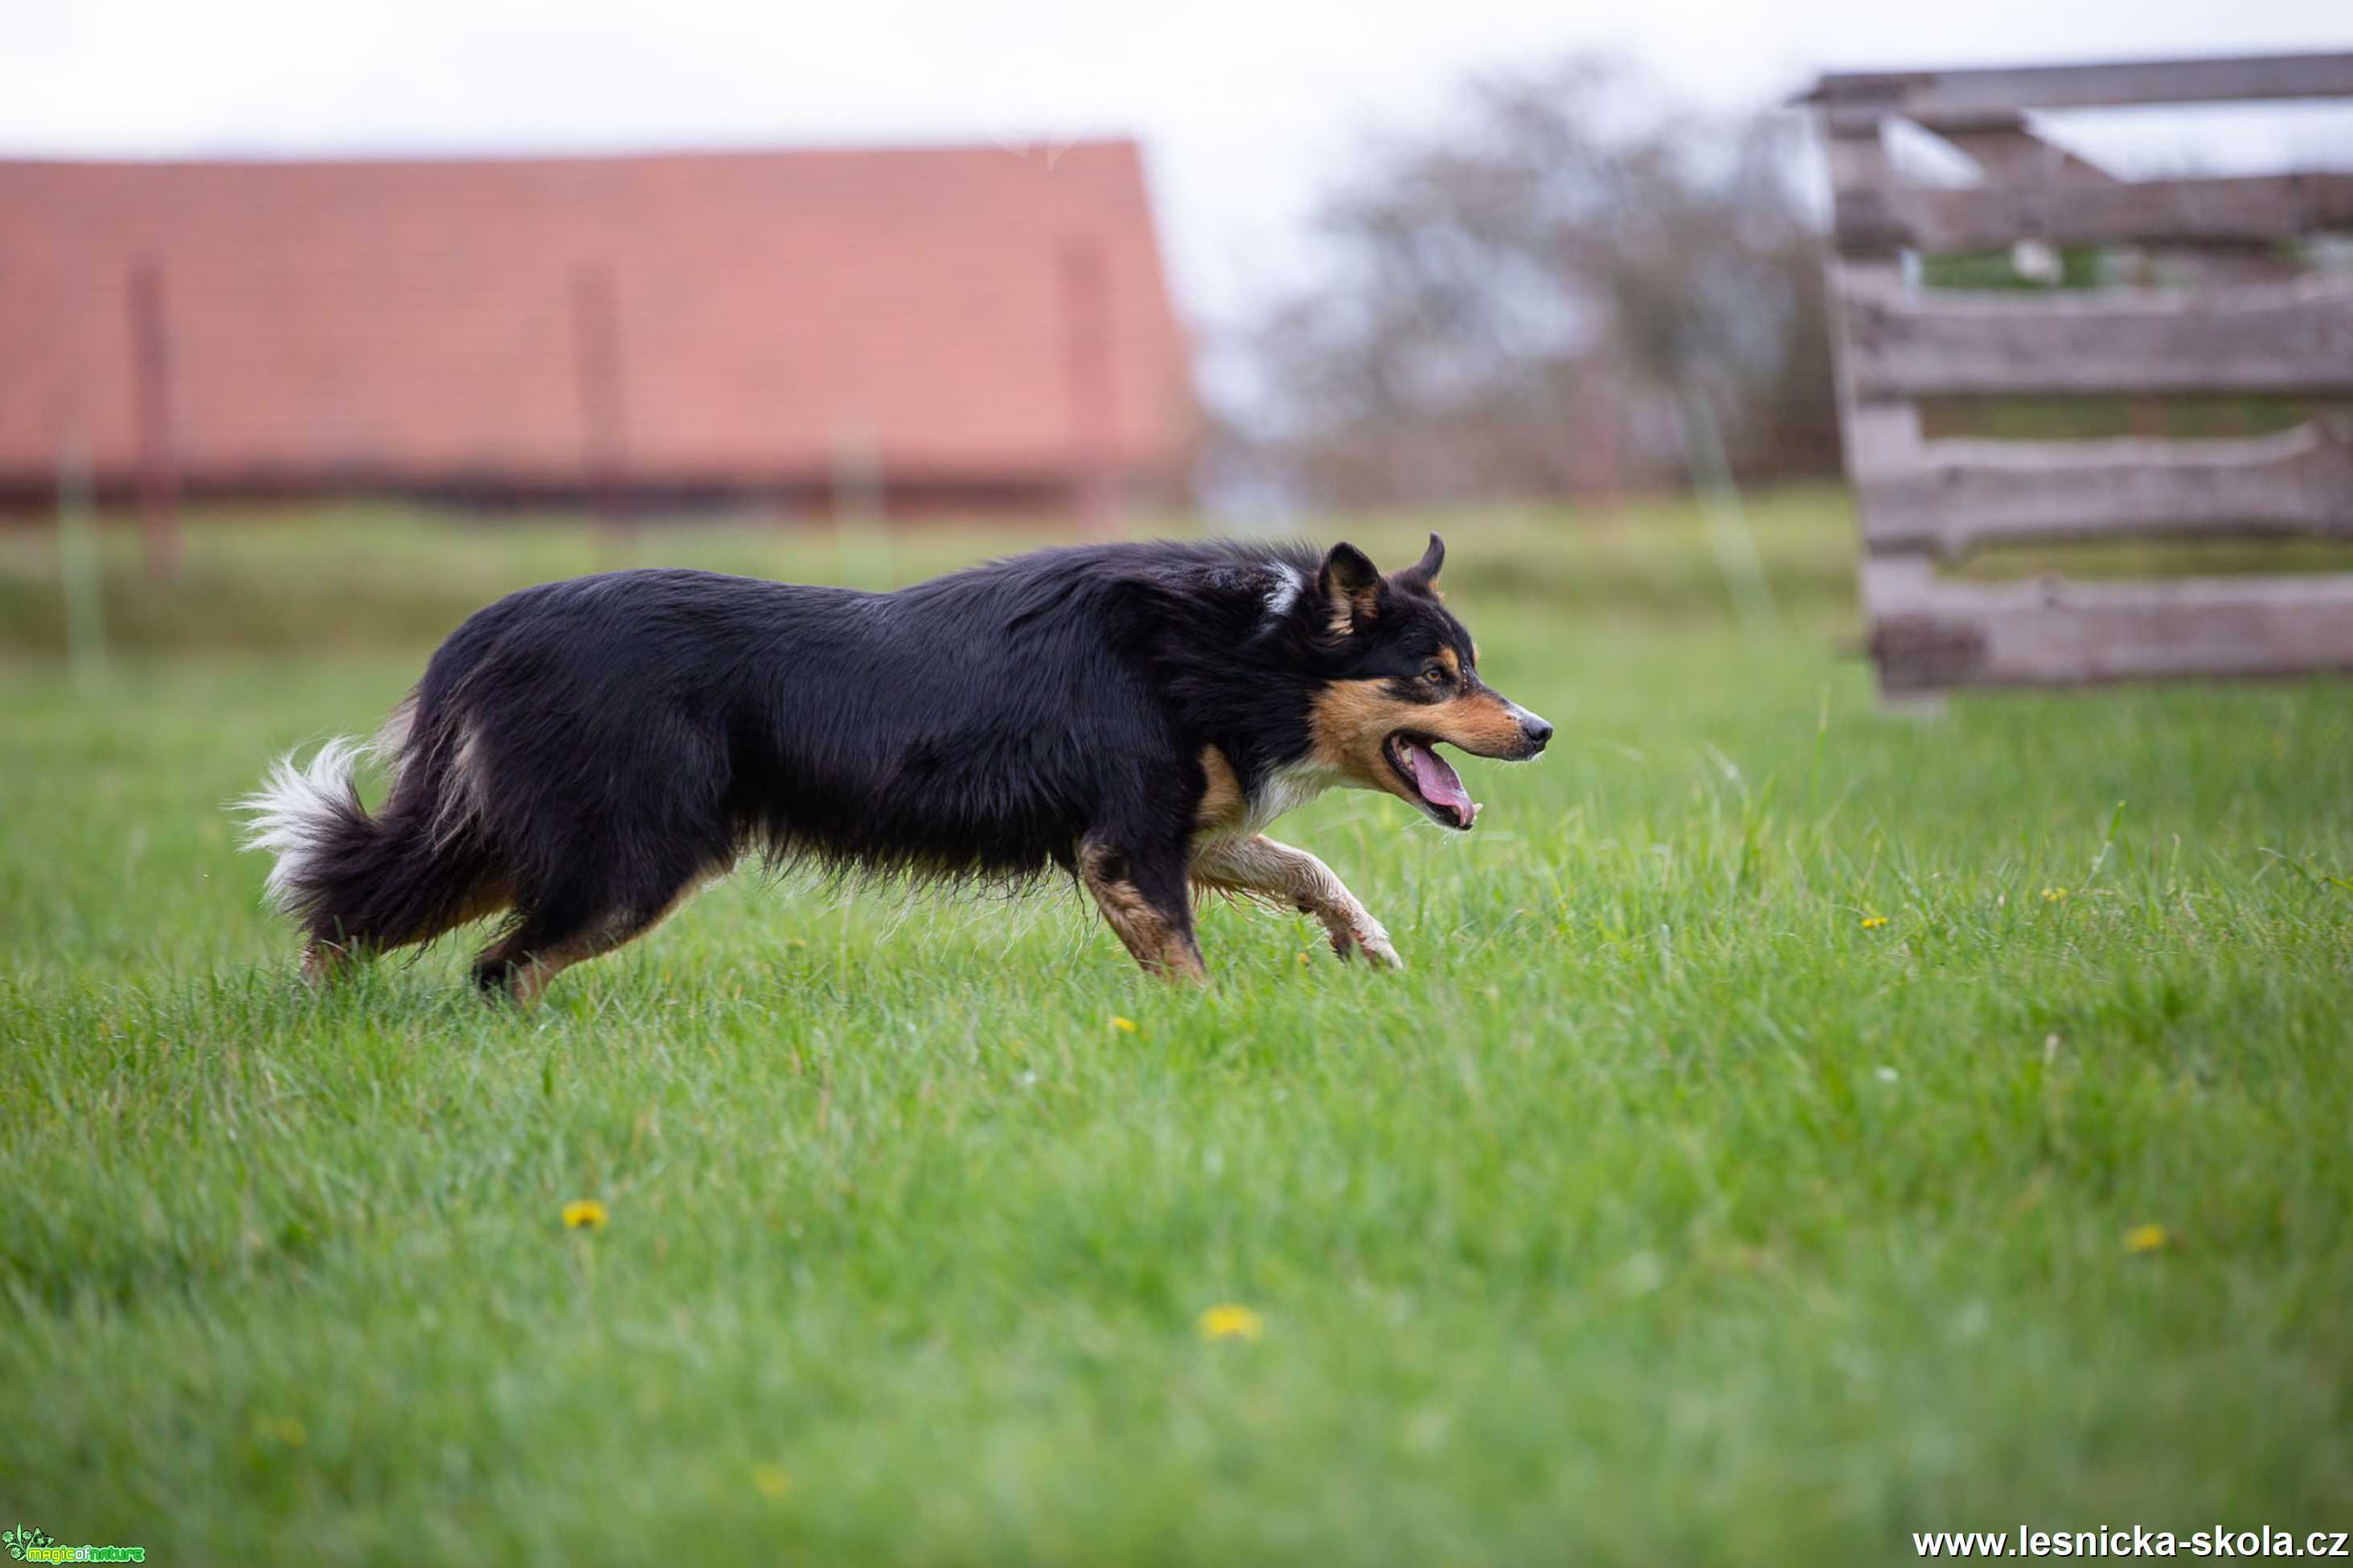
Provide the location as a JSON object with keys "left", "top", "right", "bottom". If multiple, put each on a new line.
{"left": 1421, "top": 664, "right": 1449, "bottom": 686}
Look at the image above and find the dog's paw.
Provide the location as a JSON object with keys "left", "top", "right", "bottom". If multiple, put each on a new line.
{"left": 1329, "top": 919, "right": 1405, "bottom": 971}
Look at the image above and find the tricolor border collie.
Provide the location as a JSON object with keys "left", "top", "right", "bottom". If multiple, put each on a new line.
{"left": 239, "top": 534, "right": 1549, "bottom": 1001}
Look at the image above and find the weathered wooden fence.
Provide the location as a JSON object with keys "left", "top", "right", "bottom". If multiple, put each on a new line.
{"left": 1802, "top": 53, "right": 2353, "bottom": 697}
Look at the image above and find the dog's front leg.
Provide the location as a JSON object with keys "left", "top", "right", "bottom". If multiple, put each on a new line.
{"left": 1080, "top": 837, "right": 1209, "bottom": 981}
{"left": 1191, "top": 836, "right": 1404, "bottom": 970}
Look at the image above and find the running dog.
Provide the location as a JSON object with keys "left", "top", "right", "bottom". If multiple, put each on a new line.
{"left": 239, "top": 534, "right": 1550, "bottom": 999}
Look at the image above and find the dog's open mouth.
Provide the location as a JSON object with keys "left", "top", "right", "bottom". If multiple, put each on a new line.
{"left": 1385, "top": 732, "right": 1480, "bottom": 830}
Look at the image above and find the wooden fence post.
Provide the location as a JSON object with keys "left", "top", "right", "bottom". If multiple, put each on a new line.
{"left": 572, "top": 263, "right": 632, "bottom": 543}
{"left": 55, "top": 415, "right": 106, "bottom": 676}
{"left": 127, "top": 259, "right": 180, "bottom": 582}
{"left": 830, "top": 417, "right": 892, "bottom": 587}
{"left": 1060, "top": 238, "right": 1117, "bottom": 534}
{"left": 1573, "top": 379, "right": 1624, "bottom": 534}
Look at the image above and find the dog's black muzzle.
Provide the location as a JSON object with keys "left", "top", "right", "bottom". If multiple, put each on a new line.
{"left": 1499, "top": 698, "right": 1552, "bottom": 759}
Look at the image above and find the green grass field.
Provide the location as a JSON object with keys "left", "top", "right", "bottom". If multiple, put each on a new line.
{"left": 4, "top": 493, "right": 2350, "bottom": 1564}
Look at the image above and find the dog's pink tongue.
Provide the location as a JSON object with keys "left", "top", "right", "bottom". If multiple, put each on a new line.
{"left": 1404, "top": 739, "right": 1478, "bottom": 827}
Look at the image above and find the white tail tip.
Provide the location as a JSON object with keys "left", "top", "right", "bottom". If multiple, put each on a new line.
{"left": 234, "top": 738, "right": 367, "bottom": 912}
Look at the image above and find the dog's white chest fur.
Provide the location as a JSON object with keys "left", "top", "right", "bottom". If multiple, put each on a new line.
{"left": 1233, "top": 760, "right": 1341, "bottom": 838}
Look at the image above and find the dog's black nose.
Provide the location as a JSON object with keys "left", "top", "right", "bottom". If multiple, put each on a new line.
{"left": 1521, "top": 714, "right": 1553, "bottom": 752}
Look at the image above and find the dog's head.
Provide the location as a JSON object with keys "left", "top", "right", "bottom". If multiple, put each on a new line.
{"left": 1299, "top": 534, "right": 1551, "bottom": 830}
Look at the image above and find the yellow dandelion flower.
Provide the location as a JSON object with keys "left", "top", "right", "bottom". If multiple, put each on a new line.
{"left": 2124, "top": 1223, "right": 2169, "bottom": 1254}
{"left": 1109, "top": 1016, "right": 1138, "bottom": 1034}
{"left": 562, "top": 1198, "right": 609, "bottom": 1231}
{"left": 2042, "top": 886, "right": 2068, "bottom": 903}
{"left": 753, "top": 1463, "right": 793, "bottom": 1499}
{"left": 1859, "top": 915, "right": 1888, "bottom": 930}
{"left": 1197, "top": 1303, "right": 1265, "bottom": 1342}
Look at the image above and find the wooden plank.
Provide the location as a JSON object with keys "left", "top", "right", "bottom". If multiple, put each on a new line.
{"left": 1803, "top": 52, "right": 2353, "bottom": 119}
{"left": 2159, "top": 246, "right": 2309, "bottom": 287}
{"left": 1821, "top": 122, "right": 1925, "bottom": 482}
{"left": 1862, "top": 559, "right": 2353, "bottom": 691}
{"left": 1859, "top": 418, "right": 2353, "bottom": 555}
{"left": 1822, "top": 122, "right": 1908, "bottom": 257}
{"left": 1929, "top": 113, "right": 2117, "bottom": 184}
{"left": 1843, "top": 274, "right": 2353, "bottom": 398}
{"left": 1837, "top": 171, "right": 2353, "bottom": 255}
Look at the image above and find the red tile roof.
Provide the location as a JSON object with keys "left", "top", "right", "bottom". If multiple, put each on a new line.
{"left": 0, "top": 141, "right": 1196, "bottom": 507}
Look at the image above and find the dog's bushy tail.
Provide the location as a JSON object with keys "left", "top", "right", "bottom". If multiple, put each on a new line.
{"left": 235, "top": 706, "right": 494, "bottom": 952}
{"left": 238, "top": 737, "right": 379, "bottom": 926}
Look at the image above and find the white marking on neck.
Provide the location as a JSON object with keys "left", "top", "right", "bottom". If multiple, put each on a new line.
{"left": 1261, "top": 563, "right": 1303, "bottom": 626}
{"left": 1239, "top": 759, "right": 1339, "bottom": 837}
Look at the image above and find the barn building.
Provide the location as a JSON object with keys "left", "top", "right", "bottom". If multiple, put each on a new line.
{"left": 0, "top": 141, "right": 1197, "bottom": 520}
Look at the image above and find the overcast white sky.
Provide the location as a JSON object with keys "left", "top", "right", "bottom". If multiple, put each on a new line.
{"left": 3, "top": 0, "right": 2347, "bottom": 325}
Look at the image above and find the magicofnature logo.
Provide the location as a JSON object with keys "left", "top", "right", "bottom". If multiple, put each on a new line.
{"left": 2, "top": 1527, "right": 55, "bottom": 1562}
{"left": 2, "top": 1525, "right": 144, "bottom": 1563}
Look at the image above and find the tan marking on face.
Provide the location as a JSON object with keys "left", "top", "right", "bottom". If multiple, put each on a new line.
{"left": 1309, "top": 680, "right": 1527, "bottom": 804}
{"left": 1080, "top": 843, "right": 1207, "bottom": 981}
{"left": 1435, "top": 647, "right": 1460, "bottom": 679}
{"left": 1309, "top": 682, "right": 1402, "bottom": 776}
{"left": 1421, "top": 690, "right": 1524, "bottom": 755}
{"left": 1194, "top": 745, "right": 1246, "bottom": 832}
{"left": 1309, "top": 681, "right": 1423, "bottom": 804}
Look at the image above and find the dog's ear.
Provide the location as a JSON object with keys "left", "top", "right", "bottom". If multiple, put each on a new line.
{"left": 1316, "top": 542, "right": 1384, "bottom": 635}
{"left": 1393, "top": 533, "right": 1445, "bottom": 592}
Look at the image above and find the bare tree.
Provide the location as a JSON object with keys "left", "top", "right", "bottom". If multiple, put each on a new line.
{"left": 1228, "top": 55, "right": 1838, "bottom": 512}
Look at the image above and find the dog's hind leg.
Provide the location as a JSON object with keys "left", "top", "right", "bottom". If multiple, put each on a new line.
{"left": 1191, "top": 835, "right": 1403, "bottom": 970}
{"left": 301, "top": 870, "right": 510, "bottom": 985}
{"left": 470, "top": 855, "right": 721, "bottom": 1004}
{"left": 472, "top": 916, "right": 626, "bottom": 1006}
{"left": 473, "top": 903, "right": 652, "bottom": 1005}
{"left": 1079, "top": 837, "right": 1207, "bottom": 981}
